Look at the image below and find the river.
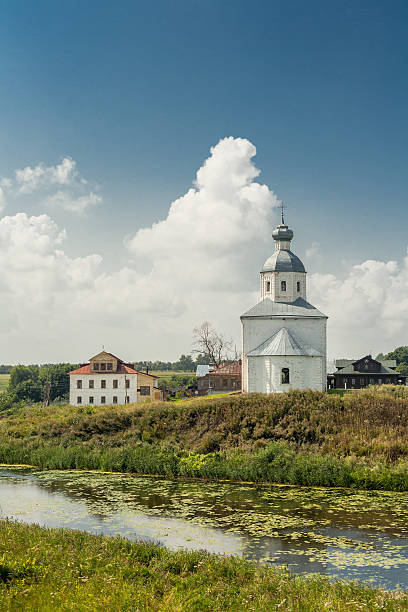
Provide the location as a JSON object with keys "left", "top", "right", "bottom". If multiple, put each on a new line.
{"left": 0, "top": 466, "right": 407, "bottom": 590}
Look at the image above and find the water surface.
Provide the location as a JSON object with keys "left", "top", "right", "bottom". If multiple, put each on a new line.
{"left": 0, "top": 467, "right": 407, "bottom": 590}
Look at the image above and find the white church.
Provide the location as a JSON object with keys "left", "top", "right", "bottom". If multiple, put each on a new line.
{"left": 241, "top": 209, "right": 327, "bottom": 393}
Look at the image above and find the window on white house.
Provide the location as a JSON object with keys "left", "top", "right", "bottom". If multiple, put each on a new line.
{"left": 281, "top": 368, "right": 290, "bottom": 384}
{"left": 101, "top": 380, "right": 106, "bottom": 389}
{"left": 100, "top": 363, "right": 106, "bottom": 371}
{"left": 113, "top": 380, "right": 118, "bottom": 389}
{"left": 107, "top": 363, "right": 113, "bottom": 371}
{"left": 89, "top": 380, "right": 94, "bottom": 389}
{"left": 89, "top": 396, "right": 94, "bottom": 404}
{"left": 297, "top": 281, "right": 301, "bottom": 292}
{"left": 281, "top": 281, "right": 286, "bottom": 291}
{"left": 101, "top": 396, "right": 106, "bottom": 404}
{"left": 77, "top": 380, "right": 82, "bottom": 389}
{"left": 113, "top": 396, "right": 118, "bottom": 404}
{"left": 77, "top": 396, "right": 82, "bottom": 404}
{"left": 126, "top": 379, "right": 130, "bottom": 388}
{"left": 266, "top": 281, "right": 271, "bottom": 292}
{"left": 125, "top": 396, "right": 130, "bottom": 403}
{"left": 93, "top": 363, "right": 99, "bottom": 371}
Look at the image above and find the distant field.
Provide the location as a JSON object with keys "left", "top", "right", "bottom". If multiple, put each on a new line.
{"left": 0, "top": 374, "right": 10, "bottom": 393}
{"left": 150, "top": 370, "right": 195, "bottom": 381}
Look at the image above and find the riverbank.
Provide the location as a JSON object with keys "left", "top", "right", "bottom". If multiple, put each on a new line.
{"left": 0, "top": 387, "right": 407, "bottom": 491}
{"left": 1, "top": 520, "right": 407, "bottom": 611}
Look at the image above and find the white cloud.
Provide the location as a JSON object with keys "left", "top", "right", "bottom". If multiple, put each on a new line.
{"left": 309, "top": 256, "right": 408, "bottom": 358}
{"left": 126, "top": 137, "right": 278, "bottom": 290}
{"left": 15, "top": 157, "right": 77, "bottom": 194}
{"left": 46, "top": 190, "right": 102, "bottom": 215}
{"left": 305, "top": 241, "right": 320, "bottom": 259}
{"left": 0, "top": 187, "right": 6, "bottom": 212}
{"left": 0, "top": 136, "right": 407, "bottom": 364}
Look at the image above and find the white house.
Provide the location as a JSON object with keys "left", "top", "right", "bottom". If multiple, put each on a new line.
{"left": 69, "top": 351, "right": 161, "bottom": 406}
{"left": 241, "top": 211, "right": 327, "bottom": 393}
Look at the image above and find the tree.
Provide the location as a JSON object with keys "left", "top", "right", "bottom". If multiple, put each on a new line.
{"left": 9, "top": 365, "right": 39, "bottom": 389}
{"left": 385, "top": 346, "right": 408, "bottom": 378}
{"left": 38, "top": 363, "right": 75, "bottom": 401}
{"left": 192, "top": 322, "right": 232, "bottom": 368}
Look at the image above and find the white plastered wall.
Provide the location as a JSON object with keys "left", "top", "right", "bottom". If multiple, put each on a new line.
{"left": 242, "top": 316, "right": 327, "bottom": 392}
{"left": 69, "top": 373, "right": 138, "bottom": 406}
{"left": 260, "top": 271, "right": 306, "bottom": 302}
{"left": 247, "top": 355, "right": 325, "bottom": 393}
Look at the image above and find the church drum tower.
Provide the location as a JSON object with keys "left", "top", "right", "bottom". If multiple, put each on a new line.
{"left": 241, "top": 210, "right": 328, "bottom": 393}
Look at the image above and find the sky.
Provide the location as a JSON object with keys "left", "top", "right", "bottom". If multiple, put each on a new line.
{"left": 0, "top": 0, "right": 407, "bottom": 364}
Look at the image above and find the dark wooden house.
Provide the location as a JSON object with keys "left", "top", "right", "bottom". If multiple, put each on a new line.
{"left": 328, "top": 355, "right": 406, "bottom": 389}
{"left": 197, "top": 360, "right": 242, "bottom": 395}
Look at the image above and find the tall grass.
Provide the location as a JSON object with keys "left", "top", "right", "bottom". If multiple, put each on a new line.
{"left": 1, "top": 386, "right": 408, "bottom": 490}
{"left": 1, "top": 520, "right": 407, "bottom": 611}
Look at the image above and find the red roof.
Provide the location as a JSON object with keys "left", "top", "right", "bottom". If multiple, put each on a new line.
{"left": 211, "top": 360, "right": 242, "bottom": 376}
{"left": 69, "top": 364, "right": 138, "bottom": 375}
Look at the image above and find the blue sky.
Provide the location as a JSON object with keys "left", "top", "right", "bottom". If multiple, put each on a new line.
{"left": 0, "top": 1, "right": 407, "bottom": 362}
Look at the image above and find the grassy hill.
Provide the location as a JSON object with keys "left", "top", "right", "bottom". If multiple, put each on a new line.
{"left": 0, "top": 386, "right": 408, "bottom": 490}
{"left": 0, "top": 374, "right": 10, "bottom": 393}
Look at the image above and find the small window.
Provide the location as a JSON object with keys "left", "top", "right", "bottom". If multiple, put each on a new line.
{"left": 101, "top": 380, "right": 106, "bottom": 389}
{"left": 140, "top": 386, "right": 150, "bottom": 395}
{"left": 101, "top": 396, "right": 106, "bottom": 404}
{"left": 281, "top": 368, "right": 290, "bottom": 384}
{"left": 93, "top": 363, "right": 99, "bottom": 371}
{"left": 125, "top": 396, "right": 130, "bottom": 403}
{"left": 126, "top": 379, "right": 130, "bottom": 389}
{"left": 266, "top": 281, "right": 271, "bottom": 292}
{"left": 360, "top": 378, "right": 364, "bottom": 385}
{"left": 232, "top": 380, "right": 236, "bottom": 387}
{"left": 113, "top": 396, "right": 118, "bottom": 404}
{"left": 107, "top": 363, "right": 113, "bottom": 371}
{"left": 89, "top": 380, "right": 94, "bottom": 389}
{"left": 297, "top": 281, "right": 300, "bottom": 292}
{"left": 281, "top": 281, "right": 286, "bottom": 292}
{"left": 100, "top": 363, "right": 106, "bottom": 371}
{"left": 378, "top": 378, "right": 382, "bottom": 384}
{"left": 89, "top": 396, "right": 94, "bottom": 404}
{"left": 223, "top": 378, "right": 228, "bottom": 386}
{"left": 77, "top": 396, "right": 82, "bottom": 404}
{"left": 77, "top": 380, "right": 82, "bottom": 389}
{"left": 113, "top": 380, "right": 118, "bottom": 389}
{"left": 369, "top": 378, "right": 374, "bottom": 385}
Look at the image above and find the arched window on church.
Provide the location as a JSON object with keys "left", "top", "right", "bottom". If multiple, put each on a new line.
{"left": 281, "top": 280, "right": 286, "bottom": 292}
{"left": 281, "top": 368, "right": 290, "bottom": 384}
{"left": 266, "top": 281, "right": 271, "bottom": 292}
{"left": 297, "top": 281, "right": 301, "bottom": 292}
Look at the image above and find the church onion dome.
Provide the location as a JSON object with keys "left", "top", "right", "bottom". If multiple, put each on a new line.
{"left": 272, "top": 223, "right": 293, "bottom": 241}
{"left": 262, "top": 250, "right": 306, "bottom": 273}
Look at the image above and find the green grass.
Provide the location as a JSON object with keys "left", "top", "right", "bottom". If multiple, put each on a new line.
{"left": 0, "top": 520, "right": 407, "bottom": 611}
{"left": 0, "top": 374, "right": 9, "bottom": 394}
{"left": 1, "top": 386, "right": 408, "bottom": 490}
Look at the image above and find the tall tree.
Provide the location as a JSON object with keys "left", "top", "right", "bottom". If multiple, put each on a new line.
{"left": 192, "top": 322, "right": 232, "bottom": 368}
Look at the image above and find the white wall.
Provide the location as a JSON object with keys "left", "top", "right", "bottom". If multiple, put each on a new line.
{"left": 69, "top": 373, "right": 138, "bottom": 406}
{"left": 242, "top": 316, "right": 327, "bottom": 392}
{"left": 260, "top": 271, "right": 306, "bottom": 302}
{"left": 247, "top": 355, "right": 325, "bottom": 393}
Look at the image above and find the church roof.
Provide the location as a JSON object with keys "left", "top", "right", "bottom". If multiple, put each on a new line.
{"left": 262, "top": 249, "right": 306, "bottom": 273}
{"left": 241, "top": 297, "right": 327, "bottom": 319}
{"left": 247, "top": 327, "right": 322, "bottom": 357}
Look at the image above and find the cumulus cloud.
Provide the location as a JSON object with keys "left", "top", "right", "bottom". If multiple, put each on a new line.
{"left": 0, "top": 136, "right": 407, "bottom": 363}
{"left": 0, "top": 187, "right": 6, "bottom": 212}
{"left": 46, "top": 190, "right": 102, "bottom": 215}
{"left": 15, "top": 157, "right": 77, "bottom": 194}
{"left": 0, "top": 156, "right": 101, "bottom": 216}
{"left": 309, "top": 256, "right": 408, "bottom": 358}
{"left": 126, "top": 137, "right": 278, "bottom": 290}
{"left": 305, "top": 241, "right": 320, "bottom": 259}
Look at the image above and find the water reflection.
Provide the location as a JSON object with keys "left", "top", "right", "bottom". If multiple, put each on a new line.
{"left": 0, "top": 467, "right": 407, "bottom": 590}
